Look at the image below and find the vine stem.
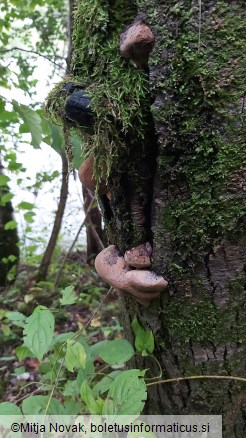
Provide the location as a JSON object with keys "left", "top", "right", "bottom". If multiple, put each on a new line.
{"left": 147, "top": 374, "right": 246, "bottom": 387}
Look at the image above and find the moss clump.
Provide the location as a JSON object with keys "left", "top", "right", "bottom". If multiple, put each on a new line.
{"left": 46, "top": 0, "right": 150, "bottom": 184}
{"left": 145, "top": 1, "right": 246, "bottom": 258}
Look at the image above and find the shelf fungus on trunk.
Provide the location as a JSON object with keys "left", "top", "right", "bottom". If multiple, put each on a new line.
{"left": 78, "top": 155, "right": 108, "bottom": 195}
{"left": 65, "top": 89, "right": 95, "bottom": 128}
{"left": 95, "top": 245, "right": 168, "bottom": 306}
{"left": 120, "top": 15, "right": 155, "bottom": 68}
{"left": 124, "top": 242, "right": 152, "bottom": 269}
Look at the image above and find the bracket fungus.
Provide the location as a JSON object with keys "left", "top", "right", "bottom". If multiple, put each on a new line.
{"left": 120, "top": 18, "right": 155, "bottom": 68}
{"left": 65, "top": 89, "right": 94, "bottom": 127}
{"left": 124, "top": 242, "right": 152, "bottom": 268}
{"left": 95, "top": 245, "right": 168, "bottom": 305}
{"left": 78, "top": 155, "right": 108, "bottom": 194}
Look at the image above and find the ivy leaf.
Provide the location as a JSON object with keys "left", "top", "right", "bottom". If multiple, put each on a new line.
{"left": 13, "top": 101, "right": 42, "bottom": 149}
{"left": 64, "top": 340, "right": 86, "bottom": 372}
{"left": 131, "top": 317, "right": 154, "bottom": 356}
{"left": 102, "top": 369, "right": 147, "bottom": 415}
{"left": 23, "top": 306, "right": 55, "bottom": 361}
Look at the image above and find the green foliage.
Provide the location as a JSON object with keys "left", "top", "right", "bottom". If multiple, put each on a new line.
{"left": 46, "top": 0, "right": 149, "bottom": 180}
{"left": 64, "top": 340, "right": 86, "bottom": 372}
{"left": 102, "top": 369, "right": 147, "bottom": 415}
{"left": 23, "top": 305, "right": 55, "bottom": 361}
{"left": 151, "top": 1, "right": 246, "bottom": 256}
{"left": 131, "top": 317, "right": 155, "bottom": 356}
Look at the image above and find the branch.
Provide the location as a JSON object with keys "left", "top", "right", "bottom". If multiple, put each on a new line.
{"left": 54, "top": 195, "right": 97, "bottom": 287}
{"left": 0, "top": 47, "right": 66, "bottom": 70}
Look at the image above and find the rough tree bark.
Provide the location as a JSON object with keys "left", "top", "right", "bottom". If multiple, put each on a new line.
{"left": 49, "top": 0, "right": 246, "bottom": 435}
{"left": 119, "top": 1, "right": 246, "bottom": 437}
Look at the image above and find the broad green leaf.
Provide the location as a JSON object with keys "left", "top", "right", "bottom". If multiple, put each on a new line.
{"left": 22, "top": 396, "right": 64, "bottom": 415}
{"left": 24, "top": 211, "right": 35, "bottom": 223}
{"left": 102, "top": 370, "right": 147, "bottom": 415}
{"left": 5, "top": 311, "right": 26, "bottom": 322}
{"left": 76, "top": 356, "right": 95, "bottom": 388}
{"left": 15, "top": 345, "right": 35, "bottom": 361}
{"left": 0, "top": 175, "right": 10, "bottom": 186}
{"left": 0, "top": 402, "right": 21, "bottom": 415}
{"left": 60, "top": 286, "right": 78, "bottom": 306}
{"left": 0, "top": 402, "right": 22, "bottom": 425}
{"left": 99, "top": 339, "right": 134, "bottom": 365}
{"left": 93, "top": 370, "right": 122, "bottom": 396}
{"left": 51, "top": 124, "right": 63, "bottom": 155}
{"left": 63, "top": 380, "right": 80, "bottom": 397}
{"left": 17, "top": 201, "right": 34, "bottom": 210}
{"left": 4, "top": 220, "right": 17, "bottom": 230}
{"left": 64, "top": 340, "right": 86, "bottom": 372}
{"left": 1, "top": 192, "right": 13, "bottom": 204}
{"left": 131, "top": 317, "right": 154, "bottom": 356}
{"left": 23, "top": 306, "right": 55, "bottom": 361}
{"left": 80, "top": 380, "right": 103, "bottom": 414}
{"left": 13, "top": 101, "right": 42, "bottom": 149}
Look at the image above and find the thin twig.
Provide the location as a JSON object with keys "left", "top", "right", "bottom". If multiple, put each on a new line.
{"left": 54, "top": 195, "right": 96, "bottom": 287}
{"left": 0, "top": 47, "right": 66, "bottom": 70}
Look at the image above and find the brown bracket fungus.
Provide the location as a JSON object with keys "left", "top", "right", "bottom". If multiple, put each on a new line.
{"left": 124, "top": 242, "right": 152, "bottom": 268}
{"left": 95, "top": 245, "right": 168, "bottom": 305}
{"left": 120, "top": 18, "right": 155, "bottom": 68}
{"left": 78, "top": 155, "right": 108, "bottom": 194}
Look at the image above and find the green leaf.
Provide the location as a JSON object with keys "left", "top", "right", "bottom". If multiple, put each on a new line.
{"left": 80, "top": 380, "right": 103, "bottom": 414}
{"left": 71, "top": 133, "right": 85, "bottom": 169}
{"left": 60, "top": 286, "right": 78, "bottom": 306}
{"left": 22, "top": 396, "right": 64, "bottom": 415}
{"left": 99, "top": 339, "right": 134, "bottom": 365}
{"left": 64, "top": 340, "right": 86, "bottom": 372}
{"left": 63, "top": 380, "right": 80, "bottom": 397}
{"left": 4, "top": 220, "right": 17, "bottom": 230}
{"left": 15, "top": 345, "right": 35, "bottom": 361}
{"left": 0, "top": 402, "right": 22, "bottom": 425}
{"left": 76, "top": 356, "right": 95, "bottom": 388}
{"left": 24, "top": 211, "right": 35, "bottom": 223}
{"left": 93, "top": 370, "right": 122, "bottom": 396}
{"left": 5, "top": 311, "right": 26, "bottom": 322}
{"left": 23, "top": 305, "right": 55, "bottom": 361}
{"left": 13, "top": 101, "right": 42, "bottom": 149}
{"left": 131, "top": 317, "right": 154, "bottom": 356}
{"left": 0, "top": 175, "right": 10, "bottom": 186}
{"left": 102, "top": 370, "right": 147, "bottom": 415}
{"left": 17, "top": 201, "right": 34, "bottom": 210}
{"left": 51, "top": 124, "right": 63, "bottom": 155}
{"left": 1, "top": 192, "right": 13, "bottom": 205}
{"left": 0, "top": 402, "right": 21, "bottom": 415}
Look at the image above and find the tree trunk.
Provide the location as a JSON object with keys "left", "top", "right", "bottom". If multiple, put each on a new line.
{"left": 55, "top": 0, "right": 246, "bottom": 434}
{"left": 36, "top": 149, "right": 68, "bottom": 281}
{"left": 119, "top": 1, "right": 246, "bottom": 436}
{"left": 0, "top": 156, "right": 19, "bottom": 286}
